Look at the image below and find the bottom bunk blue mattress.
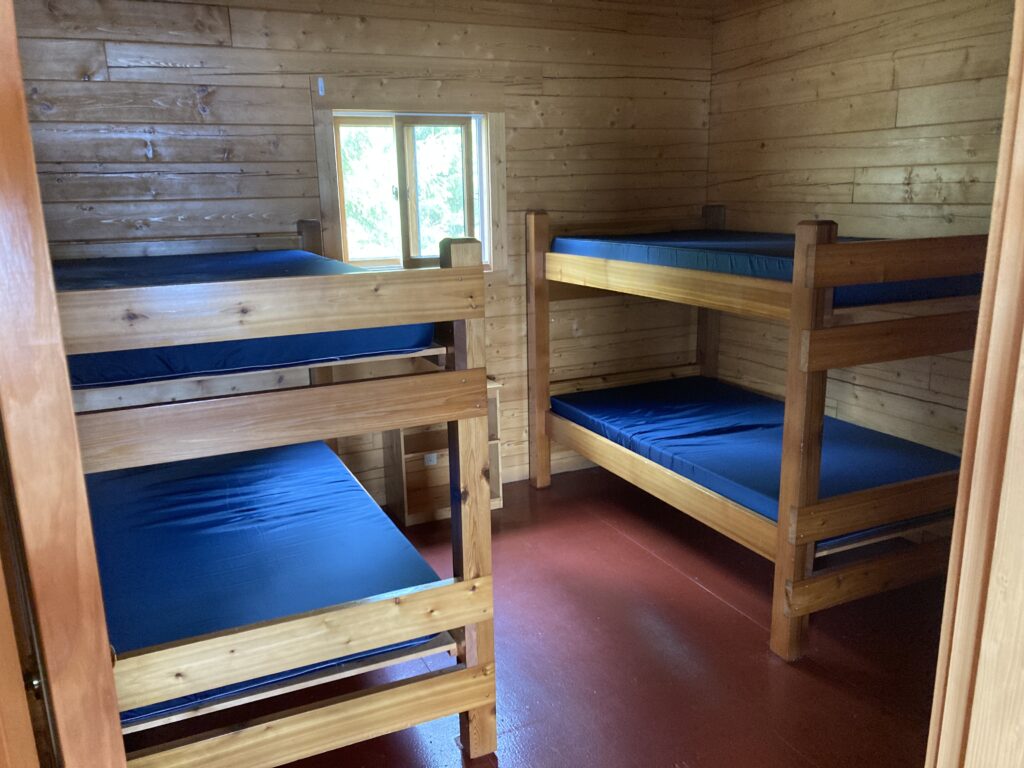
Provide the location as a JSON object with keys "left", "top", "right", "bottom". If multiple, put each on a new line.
{"left": 550, "top": 377, "right": 959, "bottom": 529}
{"left": 85, "top": 441, "right": 440, "bottom": 725}
{"left": 55, "top": 250, "right": 435, "bottom": 388}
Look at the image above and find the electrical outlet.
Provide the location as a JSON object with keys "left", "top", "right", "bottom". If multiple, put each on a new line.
{"left": 424, "top": 452, "right": 438, "bottom": 467}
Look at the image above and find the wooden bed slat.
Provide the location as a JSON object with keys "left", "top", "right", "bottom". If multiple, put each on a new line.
{"left": 126, "top": 664, "right": 496, "bottom": 768}
{"left": 545, "top": 251, "right": 792, "bottom": 321}
{"left": 787, "top": 540, "right": 950, "bottom": 617}
{"left": 792, "top": 471, "right": 959, "bottom": 545}
{"left": 800, "top": 311, "right": 978, "bottom": 372}
{"left": 58, "top": 266, "right": 485, "bottom": 355}
{"left": 116, "top": 577, "right": 492, "bottom": 712}
{"left": 810, "top": 236, "right": 988, "bottom": 287}
{"left": 77, "top": 368, "right": 487, "bottom": 472}
{"left": 548, "top": 412, "right": 777, "bottom": 560}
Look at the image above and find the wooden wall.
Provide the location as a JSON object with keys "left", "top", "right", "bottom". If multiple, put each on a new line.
{"left": 708, "top": 0, "right": 1013, "bottom": 454}
{"left": 15, "top": 0, "right": 711, "bottom": 498}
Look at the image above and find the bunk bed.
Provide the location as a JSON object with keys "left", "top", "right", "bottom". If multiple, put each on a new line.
{"left": 51, "top": 237, "right": 497, "bottom": 765}
{"left": 526, "top": 206, "right": 986, "bottom": 661}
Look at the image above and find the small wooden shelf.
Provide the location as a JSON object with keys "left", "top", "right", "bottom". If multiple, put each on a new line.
{"left": 386, "top": 379, "right": 503, "bottom": 526}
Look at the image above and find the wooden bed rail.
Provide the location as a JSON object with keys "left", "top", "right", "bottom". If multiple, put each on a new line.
{"left": 126, "top": 664, "right": 495, "bottom": 768}
{"left": 58, "top": 265, "right": 485, "bottom": 355}
{"left": 789, "top": 471, "right": 959, "bottom": 545}
{"left": 115, "top": 577, "right": 492, "bottom": 712}
{"left": 809, "top": 235, "right": 987, "bottom": 287}
{"left": 77, "top": 367, "right": 487, "bottom": 473}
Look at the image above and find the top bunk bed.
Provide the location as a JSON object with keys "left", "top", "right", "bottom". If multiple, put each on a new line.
{"left": 55, "top": 246, "right": 438, "bottom": 390}
{"left": 531, "top": 206, "right": 986, "bottom": 321}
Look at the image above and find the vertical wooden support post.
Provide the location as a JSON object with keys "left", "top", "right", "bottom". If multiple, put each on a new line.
{"left": 697, "top": 206, "right": 725, "bottom": 377}
{"left": 382, "top": 429, "right": 408, "bottom": 525}
{"left": 298, "top": 219, "right": 325, "bottom": 257}
{"left": 440, "top": 239, "right": 497, "bottom": 759}
{"left": 770, "top": 220, "right": 838, "bottom": 661}
{"left": 526, "top": 211, "right": 552, "bottom": 488}
{"left": 0, "top": 545, "right": 40, "bottom": 768}
{"left": 0, "top": 0, "right": 126, "bottom": 761}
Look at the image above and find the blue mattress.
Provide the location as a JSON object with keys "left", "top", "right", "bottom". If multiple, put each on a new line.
{"left": 551, "top": 378, "right": 959, "bottom": 541}
{"left": 55, "top": 249, "right": 435, "bottom": 388}
{"left": 551, "top": 231, "right": 982, "bottom": 307}
{"left": 85, "top": 441, "right": 440, "bottom": 725}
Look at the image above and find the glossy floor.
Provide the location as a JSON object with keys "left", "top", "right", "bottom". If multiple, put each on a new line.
{"left": 134, "top": 468, "right": 946, "bottom": 767}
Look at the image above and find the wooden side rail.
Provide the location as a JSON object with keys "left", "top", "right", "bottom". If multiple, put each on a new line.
{"left": 116, "top": 577, "right": 492, "bottom": 712}
{"left": 59, "top": 266, "right": 485, "bottom": 355}
{"left": 787, "top": 539, "right": 950, "bottom": 617}
{"left": 77, "top": 368, "right": 487, "bottom": 473}
{"left": 810, "top": 235, "right": 987, "bottom": 287}
{"left": 790, "top": 471, "right": 959, "bottom": 545}
{"left": 126, "top": 664, "right": 495, "bottom": 768}
{"left": 801, "top": 311, "right": 979, "bottom": 371}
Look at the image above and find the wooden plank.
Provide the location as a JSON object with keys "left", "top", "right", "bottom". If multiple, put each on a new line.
{"left": 549, "top": 413, "right": 777, "bottom": 560}
{"left": 17, "top": 38, "right": 107, "bottom": 81}
{"left": 115, "top": 577, "right": 491, "bottom": 711}
{"left": 787, "top": 540, "right": 950, "bottom": 617}
{"left": 50, "top": 234, "right": 302, "bottom": 259}
{"left": 13, "top": 0, "right": 230, "bottom": 44}
{"left": 78, "top": 368, "right": 488, "bottom": 472}
{"left": 546, "top": 251, "right": 792, "bottom": 320}
{"left": 810, "top": 236, "right": 988, "bottom": 287}
{"left": 126, "top": 664, "right": 495, "bottom": 768}
{"left": 0, "top": 0, "right": 125, "bottom": 761}
{"left": 58, "top": 266, "right": 485, "bottom": 354}
{"left": 527, "top": 212, "right": 552, "bottom": 488}
{"left": 122, "top": 633, "right": 458, "bottom": 735}
{"left": 24, "top": 81, "right": 312, "bottom": 125}
{"left": 770, "top": 220, "right": 836, "bottom": 661}
{"left": 43, "top": 197, "right": 320, "bottom": 242}
{"left": 792, "top": 471, "right": 960, "bottom": 544}
{"left": 801, "top": 311, "right": 979, "bottom": 372}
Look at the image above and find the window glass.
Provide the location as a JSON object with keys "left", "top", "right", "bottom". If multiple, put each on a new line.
{"left": 337, "top": 124, "right": 402, "bottom": 262}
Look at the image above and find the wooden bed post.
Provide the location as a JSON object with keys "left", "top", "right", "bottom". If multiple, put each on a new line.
{"left": 440, "top": 238, "right": 497, "bottom": 759}
{"left": 526, "top": 211, "right": 552, "bottom": 488}
{"left": 770, "top": 219, "right": 838, "bottom": 661}
{"left": 697, "top": 205, "right": 725, "bottom": 377}
{"left": 298, "top": 219, "right": 325, "bottom": 257}
{"left": 0, "top": 0, "right": 126, "bottom": 760}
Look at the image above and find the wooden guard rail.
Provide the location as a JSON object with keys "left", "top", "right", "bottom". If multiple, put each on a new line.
{"left": 799, "top": 234, "right": 986, "bottom": 371}
{"left": 116, "top": 577, "right": 493, "bottom": 712}
{"left": 77, "top": 368, "right": 488, "bottom": 473}
{"left": 790, "top": 471, "right": 960, "bottom": 545}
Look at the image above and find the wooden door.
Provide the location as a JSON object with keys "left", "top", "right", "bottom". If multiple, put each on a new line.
{"left": 0, "top": 0, "right": 125, "bottom": 763}
{"left": 926, "top": 0, "right": 1024, "bottom": 764}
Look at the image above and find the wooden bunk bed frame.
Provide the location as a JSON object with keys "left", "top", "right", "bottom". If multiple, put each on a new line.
{"left": 526, "top": 207, "right": 986, "bottom": 661}
{"left": 4, "top": 166, "right": 497, "bottom": 767}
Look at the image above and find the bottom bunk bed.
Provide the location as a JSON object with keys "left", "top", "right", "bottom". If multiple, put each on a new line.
{"left": 87, "top": 441, "right": 449, "bottom": 733}
{"left": 550, "top": 377, "right": 959, "bottom": 560}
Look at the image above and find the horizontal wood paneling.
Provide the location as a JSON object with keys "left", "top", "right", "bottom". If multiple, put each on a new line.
{"left": 17, "top": 0, "right": 710, "bottom": 500}
{"left": 709, "top": 0, "right": 1007, "bottom": 454}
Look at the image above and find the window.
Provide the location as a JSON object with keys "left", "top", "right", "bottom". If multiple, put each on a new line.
{"left": 334, "top": 112, "right": 489, "bottom": 268}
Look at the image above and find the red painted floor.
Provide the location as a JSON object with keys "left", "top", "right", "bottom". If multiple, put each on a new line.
{"left": 132, "top": 468, "right": 946, "bottom": 767}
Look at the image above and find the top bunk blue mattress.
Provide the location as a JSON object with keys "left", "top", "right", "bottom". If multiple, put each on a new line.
{"left": 85, "top": 441, "right": 440, "bottom": 725}
{"left": 551, "top": 231, "right": 982, "bottom": 307}
{"left": 550, "top": 377, "right": 959, "bottom": 540}
{"left": 54, "top": 249, "right": 435, "bottom": 388}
